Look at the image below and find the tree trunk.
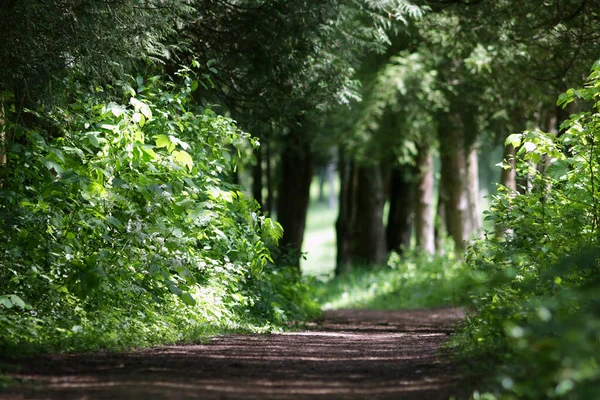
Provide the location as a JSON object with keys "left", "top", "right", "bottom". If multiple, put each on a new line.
{"left": 435, "top": 183, "right": 447, "bottom": 256}
{"left": 335, "top": 148, "right": 356, "bottom": 275}
{"left": 415, "top": 145, "right": 435, "bottom": 254}
{"left": 276, "top": 129, "right": 314, "bottom": 267}
{"left": 351, "top": 164, "right": 387, "bottom": 266}
{"left": 386, "top": 163, "right": 415, "bottom": 254}
{"left": 252, "top": 143, "right": 263, "bottom": 208}
{"left": 318, "top": 167, "right": 326, "bottom": 203}
{"left": 327, "top": 160, "right": 336, "bottom": 209}
{"left": 465, "top": 146, "right": 482, "bottom": 240}
{"left": 439, "top": 115, "right": 469, "bottom": 252}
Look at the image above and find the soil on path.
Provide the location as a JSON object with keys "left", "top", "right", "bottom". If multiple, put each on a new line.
{"left": 1, "top": 307, "right": 471, "bottom": 400}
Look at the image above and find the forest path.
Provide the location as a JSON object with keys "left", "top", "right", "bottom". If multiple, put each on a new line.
{"left": 1, "top": 308, "right": 471, "bottom": 400}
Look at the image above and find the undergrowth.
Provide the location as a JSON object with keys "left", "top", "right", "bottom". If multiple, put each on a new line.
{"left": 0, "top": 66, "right": 319, "bottom": 358}
{"left": 451, "top": 61, "right": 600, "bottom": 399}
{"left": 315, "top": 247, "right": 477, "bottom": 310}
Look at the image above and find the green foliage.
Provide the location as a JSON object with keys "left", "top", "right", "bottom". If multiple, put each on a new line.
{"left": 0, "top": 0, "right": 184, "bottom": 106}
{"left": 0, "top": 68, "right": 319, "bottom": 356}
{"left": 455, "top": 61, "right": 600, "bottom": 399}
{"left": 315, "top": 248, "right": 476, "bottom": 310}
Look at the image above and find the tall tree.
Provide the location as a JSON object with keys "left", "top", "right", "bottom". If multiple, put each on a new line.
{"left": 414, "top": 143, "right": 435, "bottom": 253}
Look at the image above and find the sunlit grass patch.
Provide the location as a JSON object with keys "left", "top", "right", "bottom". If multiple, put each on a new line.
{"left": 315, "top": 250, "right": 476, "bottom": 310}
{"left": 302, "top": 184, "right": 338, "bottom": 279}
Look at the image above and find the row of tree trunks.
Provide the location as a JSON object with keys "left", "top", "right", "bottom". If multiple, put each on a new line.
{"left": 273, "top": 113, "right": 488, "bottom": 272}
{"left": 335, "top": 144, "right": 437, "bottom": 273}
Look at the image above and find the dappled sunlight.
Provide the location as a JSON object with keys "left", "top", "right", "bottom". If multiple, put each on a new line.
{"left": 4, "top": 308, "right": 469, "bottom": 400}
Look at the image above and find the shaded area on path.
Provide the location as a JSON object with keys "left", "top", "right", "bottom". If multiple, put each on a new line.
{"left": 1, "top": 308, "right": 470, "bottom": 400}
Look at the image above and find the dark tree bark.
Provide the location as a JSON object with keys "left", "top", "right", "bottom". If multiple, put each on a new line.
{"left": 327, "top": 161, "right": 336, "bottom": 209}
{"left": 415, "top": 145, "right": 435, "bottom": 254}
{"left": 335, "top": 148, "right": 357, "bottom": 275}
{"left": 318, "top": 167, "right": 326, "bottom": 203}
{"left": 252, "top": 142, "right": 263, "bottom": 208}
{"left": 351, "top": 164, "right": 387, "bottom": 266}
{"left": 386, "top": 163, "right": 415, "bottom": 254}
{"left": 276, "top": 128, "right": 314, "bottom": 267}
{"left": 434, "top": 183, "right": 447, "bottom": 256}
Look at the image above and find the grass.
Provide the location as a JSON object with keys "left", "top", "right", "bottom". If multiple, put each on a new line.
{"left": 301, "top": 176, "right": 339, "bottom": 279}
{"left": 314, "top": 250, "right": 477, "bottom": 310}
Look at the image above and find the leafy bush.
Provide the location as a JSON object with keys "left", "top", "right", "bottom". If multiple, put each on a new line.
{"left": 0, "top": 67, "right": 319, "bottom": 356}
{"left": 456, "top": 61, "right": 600, "bottom": 399}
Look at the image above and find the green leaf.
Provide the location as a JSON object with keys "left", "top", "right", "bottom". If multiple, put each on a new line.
{"left": 0, "top": 296, "right": 13, "bottom": 309}
{"left": 85, "top": 133, "right": 100, "bottom": 148}
{"left": 43, "top": 159, "right": 63, "bottom": 175}
{"left": 106, "top": 216, "right": 123, "bottom": 229}
{"left": 140, "top": 146, "right": 158, "bottom": 161}
{"left": 173, "top": 150, "right": 194, "bottom": 171}
{"left": 155, "top": 134, "right": 175, "bottom": 152}
{"left": 505, "top": 133, "right": 522, "bottom": 148}
{"left": 547, "top": 160, "right": 570, "bottom": 180}
{"left": 8, "top": 295, "right": 26, "bottom": 309}
{"left": 181, "top": 292, "right": 196, "bottom": 306}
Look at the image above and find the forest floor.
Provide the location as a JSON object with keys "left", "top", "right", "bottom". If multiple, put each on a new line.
{"left": 0, "top": 307, "right": 474, "bottom": 400}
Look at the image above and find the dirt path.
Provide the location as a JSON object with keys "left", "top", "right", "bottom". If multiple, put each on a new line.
{"left": 1, "top": 308, "right": 470, "bottom": 400}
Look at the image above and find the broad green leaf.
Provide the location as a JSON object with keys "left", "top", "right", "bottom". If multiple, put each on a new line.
{"left": 140, "top": 146, "right": 158, "bottom": 161}
{"left": 8, "top": 295, "right": 26, "bottom": 309}
{"left": 173, "top": 150, "right": 194, "bottom": 171}
{"left": 155, "top": 134, "right": 175, "bottom": 152}
{"left": 181, "top": 292, "right": 196, "bottom": 306}
{"left": 106, "top": 216, "right": 123, "bottom": 229}
{"left": 0, "top": 296, "right": 13, "bottom": 309}
{"left": 43, "top": 159, "right": 63, "bottom": 175}
{"left": 547, "top": 160, "right": 570, "bottom": 180}
{"left": 505, "top": 134, "right": 522, "bottom": 148}
{"left": 85, "top": 133, "right": 100, "bottom": 148}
